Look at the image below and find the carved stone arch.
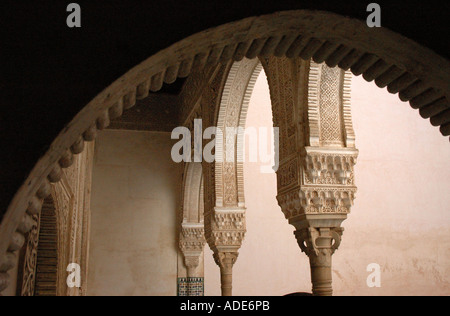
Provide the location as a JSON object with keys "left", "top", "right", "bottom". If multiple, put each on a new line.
{"left": 214, "top": 58, "right": 263, "bottom": 209}
{"left": 1, "top": 9, "right": 449, "bottom": 294}
{"left": 200, "top": 57, "right": 263, "bottom": 296}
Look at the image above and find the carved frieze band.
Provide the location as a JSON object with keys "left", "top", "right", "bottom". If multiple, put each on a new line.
{"left": 303, "top": 149, "right": 357, "bottom": 186}
{"left": 277, "top": 149, "right": 358, "bottom": 219}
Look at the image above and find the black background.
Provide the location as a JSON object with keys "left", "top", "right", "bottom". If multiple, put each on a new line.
{"left": 0, "top": 0, "right": 448, "bottom": 216}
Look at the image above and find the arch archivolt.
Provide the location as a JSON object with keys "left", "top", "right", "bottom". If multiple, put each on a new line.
{"left": 1, "top": 9, "right": 449, "bottom": 295}
{"left": 214, "top": 58, "right": 262, "bottom": 209}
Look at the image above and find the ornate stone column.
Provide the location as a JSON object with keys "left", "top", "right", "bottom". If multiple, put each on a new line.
{"left": 262, "top": 57, "right": 358, "bottom": 296}
{"left": 199, "top": 59, "right": 258, "bottom": 296}
{"left": 206, "top": 209, "right": 245, "bottom": 296}
{"left": 294, "top": 222, "right": 344, "bottom": 295}
{"left": 178, "top": 161, "right": 207, "bottom": 296}
{"left": 278, "top": 146, "right": 358, "bottom": 296}
{"left": 214, "top": 251, "right": 238, "bottom": 296}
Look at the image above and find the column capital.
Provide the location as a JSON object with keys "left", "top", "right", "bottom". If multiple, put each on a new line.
{"left": 179, "top": 225, "right": 206, "bottom": 254}
{"left": 206, "top": 207, "right": 246, "bottom": 254}
{"left": 295, "top": 226, "right": 344, "bottom": 296}
{"left": 294, "top": 226, "right": 344, "bottom": 261}
{"left": 213, "top": 251, "right": 239, "bottom": 270}
{"left": 184, "top": 256, "right": 200, "bottom": 270}
{"left": 277, "top": 147, "right": 359, "bottom": 221}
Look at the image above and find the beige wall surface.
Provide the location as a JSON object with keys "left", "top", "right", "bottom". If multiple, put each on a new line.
{"left": 204, "top": 70, "right": 450, "bottom": 296}
{"left": 87, "top": 131, "right": 182, "bottom": 296}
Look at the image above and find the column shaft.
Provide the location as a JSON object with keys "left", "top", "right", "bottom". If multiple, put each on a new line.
{"left": 214, "top": 252, "right": 238, "bottom": 296}
{"left": 294, "top": 227, "right": 342, "bottom": 296}
{"left": 310, "top": 254, "right": 333, "bottom": 296}
{"left": 220, "top": 265, "right": 233, "bottom": 296}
